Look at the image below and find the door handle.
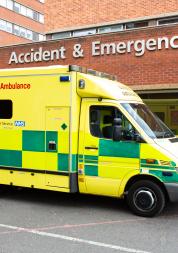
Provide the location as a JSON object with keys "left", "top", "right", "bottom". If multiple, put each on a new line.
{"left": 85, "top": 146, "right": 98, "bottom": 150}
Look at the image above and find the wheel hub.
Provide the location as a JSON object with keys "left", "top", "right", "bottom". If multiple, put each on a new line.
{"left": 134, "top": 190, "right": 155, "bottom": 210}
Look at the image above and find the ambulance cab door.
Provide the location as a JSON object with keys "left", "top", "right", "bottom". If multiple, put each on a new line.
{"left": 79, "top": 99, "right": 140, "bottom": 197}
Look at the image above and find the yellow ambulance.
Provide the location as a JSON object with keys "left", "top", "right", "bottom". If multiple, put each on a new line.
{"left": 0, "top": 65, "right": 178, "bottom": 217}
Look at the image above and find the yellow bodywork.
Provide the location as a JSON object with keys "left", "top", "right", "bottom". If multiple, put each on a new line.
{"left": 0, "top": 65, "right": 176, "bottom": 198}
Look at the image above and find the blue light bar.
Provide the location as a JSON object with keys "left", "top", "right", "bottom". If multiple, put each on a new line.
{"left": 60, "top": 76, "right": 70, "bottom": 82}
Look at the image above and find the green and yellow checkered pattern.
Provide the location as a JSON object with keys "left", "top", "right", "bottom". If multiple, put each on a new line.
{"left": 0, "top": 130, "right": 77, "bottom": 173}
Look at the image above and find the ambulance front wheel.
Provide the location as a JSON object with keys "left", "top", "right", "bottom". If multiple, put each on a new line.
{"left": 126, "top": 180, "right": 166, "bottom": 217}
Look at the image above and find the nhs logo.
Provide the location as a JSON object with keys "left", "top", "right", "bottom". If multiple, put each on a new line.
{"left": 14, "top": 121, "right": 25, "bottom": 127}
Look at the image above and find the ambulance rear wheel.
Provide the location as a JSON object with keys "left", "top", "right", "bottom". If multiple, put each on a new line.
{"left": 126, "top": 180, "right": 165, "bottom": 217}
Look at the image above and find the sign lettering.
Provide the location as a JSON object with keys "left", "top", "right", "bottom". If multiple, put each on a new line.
{"left": 7, "top": 35, "right": 178, "bottom": 65}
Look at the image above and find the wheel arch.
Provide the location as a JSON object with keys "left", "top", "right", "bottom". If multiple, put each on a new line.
{"left": 124, "top": 174, "right": 169, "bottom": 201}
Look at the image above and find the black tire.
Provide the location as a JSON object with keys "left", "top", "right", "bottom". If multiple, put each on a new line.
{"left": 126, "top": 180, "right": 165, "bottom": 217}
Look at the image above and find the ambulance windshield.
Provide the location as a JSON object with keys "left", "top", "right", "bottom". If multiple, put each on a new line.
{"left": 122, "top": 103, "right": 174, "bottom": 139}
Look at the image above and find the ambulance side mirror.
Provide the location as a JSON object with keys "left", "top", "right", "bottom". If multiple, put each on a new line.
{"left": 113, "top": 118, "right": 122, "bottom": 141}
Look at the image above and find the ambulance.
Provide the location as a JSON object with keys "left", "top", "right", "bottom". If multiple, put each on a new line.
{"left": 0, "top": 64, "right": 178, "bottom": 217}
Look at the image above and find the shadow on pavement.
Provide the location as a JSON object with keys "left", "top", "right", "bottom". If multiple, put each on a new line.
{"left": 1, "top": 186, "right": 178, "bottom": 217}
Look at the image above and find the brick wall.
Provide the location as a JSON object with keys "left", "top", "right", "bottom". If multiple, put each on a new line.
{"left": 0, "top": 25, "right": 178, "bottom": 88}
{"left": 45, "top": 0, "right": 178, "bottom": 32}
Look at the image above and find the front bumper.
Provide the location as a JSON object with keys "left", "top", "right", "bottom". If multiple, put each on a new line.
{"left": 164, "top": 183, "right": 178, "bottom": 202}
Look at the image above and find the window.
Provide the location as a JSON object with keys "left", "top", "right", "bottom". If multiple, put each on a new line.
{"left": 98, "top": 24, "right": 123, "bottom": 34}
{"left": 122, "top": 103, "right": 174, "bottom": 139}
{"left": 0, "top": 100, "right": 12, "bottom": 119}
{"left": 14, "top": 2, "right": 20, "bottom": 12}
{"left": 158, "top": 17, "right": 178, "bottom": 25}
{"left": 19, "top": 27, "right": 26, "bottom": 38}
{"left": 52, "top": 31, "right": 71, "bottom": 39}
{"left": 38, "top": 34, "right": 44, "bottom": 41}
{"left": 26, "top": 29, "right": 33, "bottom": 40}
{"left": 0, "top": 19, "right": 6, "bottom": 31}
{"left": 32, "top": 32, "right": 39, "bottom": 41}
{"left": 34, "top": 33, "right": 39, "bottom": 40}
{"left": 6, "top": 0, "right": 13, "bottom": 10}
{"left": 0, "top": 0, "right": 6, "bottom": 7}
{"left": 20, "top": 5, "right": 26, "bottom": 16}
{"left": 0, "top": 19, "right": 12, "bottom": 32}
{"left": 39, "top": 13, "right": 44, "bottom": 23}
{"left": 73, "top": 28, "right": 96, "bottom": 37}
{"left": 13, "top": 24, "right": 20, "bottom": 35}
{"left": 33, "top": 11, "right": 38, "bottom": 21}
{"left": 154, "top": 112, "right": 165, "bottom": 123}
{"left": 126, "top": 21, "right": 149, "bottom": 29}
{"left": 6, "top": 21, "right": 12, "bottom": 33}
{"left": 171, "top": 111, "right": 178, "bottom": 125}
{"left": 90, "top": 105, "right": 137, "bottom": 141}
{"left": 26, "top": 8, "right": 33, "bottom": 18}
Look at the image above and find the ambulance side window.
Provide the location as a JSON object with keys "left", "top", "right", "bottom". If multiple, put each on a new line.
{"left": 90, "top": 105, "right": 118, "bottom": 139}
{"left": 90, "top": 105, "right": 138, "bottom": 141}
{"left": 0, "top": 100, "right": 13, "bottom": 119}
